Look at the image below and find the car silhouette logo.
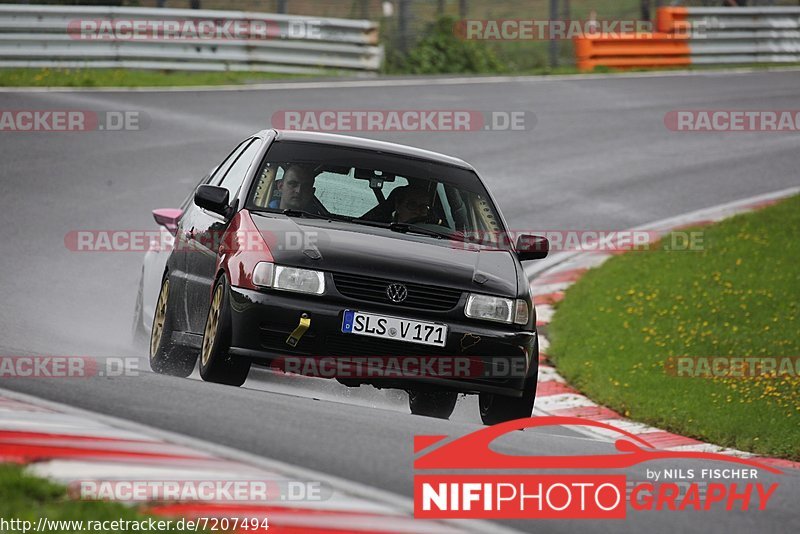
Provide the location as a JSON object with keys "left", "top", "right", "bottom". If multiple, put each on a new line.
{"left": 413, "top": 416, "right": 783, "bottom": 472}
{"left": 386, "top": 283, "right": 408, "bottom": 303}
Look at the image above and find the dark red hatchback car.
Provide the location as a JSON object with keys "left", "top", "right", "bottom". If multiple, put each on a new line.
{"left": 147, "top": 130, "right": 548, "bottom": 424}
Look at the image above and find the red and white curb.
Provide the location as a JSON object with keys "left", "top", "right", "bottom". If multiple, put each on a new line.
{"left": 530, "top": 187, "right": 800, "bottom": 471}
{"left": 0, "top": 388, "right": 510, "bottom": 534}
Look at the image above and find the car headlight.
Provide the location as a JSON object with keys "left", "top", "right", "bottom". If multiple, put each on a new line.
{"left": 465, "top": 293, "right": 529, "bottom": 325}
{"left": 253, "top": 262, "right": 325, "bottom": 295}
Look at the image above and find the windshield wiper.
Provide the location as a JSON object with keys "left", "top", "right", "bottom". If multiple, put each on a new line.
{"left": 346, "top": 219, "right": 465, "bottom": 241}
{"left": 388, "top": 222, "right": 451, "bottom": 240}
{"left": 280, "top": 213, "right": 463, "bottom": 242}
{"left": 282, "top": 209, "right": 325, "bottom": 219}
{"left": 281, "top": 209, "right": 352, "bottom": 222}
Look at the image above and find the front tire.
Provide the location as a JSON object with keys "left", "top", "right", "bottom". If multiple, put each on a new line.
{"left": 479, "top": 375, "right": 537, "bottom": 425}
{"left": 408, "top": 390, "right": 458, "bottom": 419}
{"left": 199, "top": 274, "right": 250, "bottom": 386}
{"left": 149, "top": 276, "right": 198, "bottom": 377}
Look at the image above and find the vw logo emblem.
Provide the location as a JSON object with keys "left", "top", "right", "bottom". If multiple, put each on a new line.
{"left": 386, "top": 283, "right": 408, "bottom": 303}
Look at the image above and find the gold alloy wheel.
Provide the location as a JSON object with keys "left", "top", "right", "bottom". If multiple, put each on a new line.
{"left": 150, "top": 279, "right": 169, "bottom": 358}
{"left": 201, "top": 283, "right": 223, "bottom": 367}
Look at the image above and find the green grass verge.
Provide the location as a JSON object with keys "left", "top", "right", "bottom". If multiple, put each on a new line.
{"left": 0, "top": 464, "right": 196, "bottom": 533}
{"left": 0, "top": 68, "right": 315, "bottom": 87}
{"left": 548, "top": 195, "right": 800, "bottom": 460}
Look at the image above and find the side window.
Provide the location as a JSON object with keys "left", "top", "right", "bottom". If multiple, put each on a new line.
{"left": 471, "top": 194, "right": 500, "bottom": 232}
{"left": 217, "top": 139, "right": 261, "bottom": 200}
{"left": 252, "top": 163, "right": 281, "bottom": 209}
{"left": 210, "top": 139, "right": 250, "bottom": 184}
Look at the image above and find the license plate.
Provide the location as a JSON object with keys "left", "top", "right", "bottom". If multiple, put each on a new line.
{"left": 341, "top": 310, "right": 448, "bottom": 347}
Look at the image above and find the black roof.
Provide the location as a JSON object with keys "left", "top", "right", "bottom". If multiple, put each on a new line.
{"left": 261, "top": 129, "right": 474, "bottom": 171}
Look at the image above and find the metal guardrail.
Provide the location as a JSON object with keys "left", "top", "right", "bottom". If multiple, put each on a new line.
{"left": 0, "top": 4, "right": 383, "bottom": 74}
{"left": 574, "top": 33, "right": 692, "bottom": 70}
{"left": 659, "top": 6, "right": 800, "bottom": 64}
{"left": 576, "top": 6, "right": 800, "bottom": 71}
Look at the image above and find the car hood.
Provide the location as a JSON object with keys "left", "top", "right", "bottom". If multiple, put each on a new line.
{"left": 250, "top": 212, "right": 519, "bottom": 296}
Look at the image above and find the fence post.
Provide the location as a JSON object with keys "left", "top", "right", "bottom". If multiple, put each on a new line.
{"left": 398, "top": 0, "right": 410, "bottom": 53}
{"left": 549, "top": 0, "right": 559, "bottom": 67}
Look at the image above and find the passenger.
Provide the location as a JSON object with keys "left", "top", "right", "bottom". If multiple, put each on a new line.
{"left": 393, "top": 186, "right": 432, "bottom": 223}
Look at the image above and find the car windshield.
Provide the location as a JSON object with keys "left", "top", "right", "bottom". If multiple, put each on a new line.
{"left": 245, "top": 140, "right": 509, "bottom": 246}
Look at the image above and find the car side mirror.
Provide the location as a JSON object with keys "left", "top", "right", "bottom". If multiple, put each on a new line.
{"left": 194, "top": 185, "right": 230, "bottom": 218}
{"left": 152, "top": 208, "right": 183, "bottom": 236}
{"left": 515, "top": 234, "right": 549, "bottom": 261}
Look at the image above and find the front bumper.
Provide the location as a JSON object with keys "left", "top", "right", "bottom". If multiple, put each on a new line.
{"left": 227, "top": 286, "right": 538, "bottom": 397}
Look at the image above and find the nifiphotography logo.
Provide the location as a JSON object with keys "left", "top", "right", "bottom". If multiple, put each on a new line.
{"left": 413, "top": 417, "right": 782, "bottom": 519}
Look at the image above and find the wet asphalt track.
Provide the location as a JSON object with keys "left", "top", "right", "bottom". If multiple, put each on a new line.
{"left": 1, "top": 69, "right": 799, "bottom": 533}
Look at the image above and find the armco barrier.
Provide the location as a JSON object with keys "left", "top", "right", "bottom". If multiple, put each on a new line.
{"left": 574, "top": 33, "right": 689, "bottom": 71}
{"left": 0, "top": 4, "right": 383, "bottom": 74}
{"left": 576, "top": 6, "right": 800, "bottom": 71}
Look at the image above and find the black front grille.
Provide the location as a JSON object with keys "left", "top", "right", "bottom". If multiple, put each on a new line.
{"left": 332, "top": 272, "right": 462, "bottom": 311}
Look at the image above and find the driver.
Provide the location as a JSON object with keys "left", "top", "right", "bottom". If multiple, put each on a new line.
{"left": 393, "top": 185, "right": 432, "bottom": 223}
{"left": 269, "top": 164, "right": 318, "bottom": 211}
